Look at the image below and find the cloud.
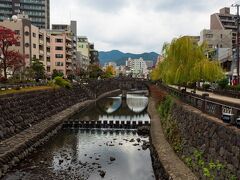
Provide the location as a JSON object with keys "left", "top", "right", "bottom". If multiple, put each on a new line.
{"left": 51, "top": 0, "right": 234, "bottom": 53}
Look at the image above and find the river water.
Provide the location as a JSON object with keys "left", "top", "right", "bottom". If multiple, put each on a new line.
{"left": 3, "top": 93, "right": 155, "bottom": 180}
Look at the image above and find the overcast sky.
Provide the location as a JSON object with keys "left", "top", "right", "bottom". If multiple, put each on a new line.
{"left": 51, "top": 0, "right": 236, "bottom": 53}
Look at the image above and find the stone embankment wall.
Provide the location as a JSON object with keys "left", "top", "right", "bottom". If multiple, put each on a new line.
{"left": 0, "top": 89, "right": 120, "bottom": 178}
{"left": 148, "top": 97, "right": 197, "bottom": 180}
{"left": 0, "top": 82, "right": 120, "bottom": 141}
{"left": 0, "top": 85, "right": 91, "bottom": 141}
{"left": 171, "top": 101, "right": 240, "bottom": 179}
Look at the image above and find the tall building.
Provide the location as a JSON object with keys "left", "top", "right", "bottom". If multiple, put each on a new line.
{"left": 77, "top": 36, "right": 99, "bottom": 69}
{"left": 77, "top": 36, "right": 90, "bottom": 57}
{"left": 89, "top": 43, "right": 99, "bottom": 64}
{"left": 0, "top": 14, "right": 50, "bottom": 68}
{"left": 52, "top": 21, "right": 78, "bottom": 73}
{"left": 210, "top": 7, "right": 239, "bottom": 81}
{"left": 0, "top": 0, "right": 50, "bottom": 29}
{"left": 126, "top": 58, "right": 148, "bottom": 78}
{"left": 210, "top": 7, "right": 237, "bottom": 48}
{"left": 199, "top": 29, "right": 232, "bottom": 72}
{"left": 48, "top": 30, "right": 74, "bottom": 77}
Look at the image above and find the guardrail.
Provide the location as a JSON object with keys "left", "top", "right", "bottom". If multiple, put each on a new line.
{"left": 159, "top": 84, "right": 240, "bottom": 127}
{"left": 197, "top": 88, "right": 240, "bottom": 99}
{"left": 0, "top": 82, "right": 47, "bottom": 91}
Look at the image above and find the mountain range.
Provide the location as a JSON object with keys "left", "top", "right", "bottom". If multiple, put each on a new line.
{"left": 98, "top": 50, "right": 159, "bottom": 66}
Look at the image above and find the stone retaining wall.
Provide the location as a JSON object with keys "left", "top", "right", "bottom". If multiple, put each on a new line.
{"left": 171, "top": 101, "right": 240, "bottom": 179}
{"left": 0, "top": 85, "right": 92, "bottom": 141}
{"left": 148, "top": 98, "right": 197, "bottom": 180}
{"left": 0, "top": 89, "right": 120, "bottom": 178}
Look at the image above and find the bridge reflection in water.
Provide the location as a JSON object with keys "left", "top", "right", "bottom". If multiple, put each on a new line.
{"left": 69, "top": 92, "right": 150, "bottom": 126}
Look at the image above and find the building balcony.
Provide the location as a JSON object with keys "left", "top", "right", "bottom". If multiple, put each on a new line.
{"left": 47, "top": 62, "right": 51, "bottom": 66}
{"left": 224, "top": 24, "right": 237, "bottom": 29}
{"left": 66, "top": 66, "right": 72, "bottom": 71}
{"left": 66, "top": 58, "right": 72, "bottom": 63}
{"left": 39, "top": 50, "right": 44, "bottom": 55}
{"left": 66, "top": 36, "right": 72, "bottom": 42}
{"left": 66, "top": 43, "right": 72, "bottom": 49}
{"left": 66, "top": 51, "right": 72, "bottom": 56}
{"left": 47, "top": 52, "right": 50, "bottom": 57}
{"left": 39, "top": 39, "right": 44, "bottom": 45}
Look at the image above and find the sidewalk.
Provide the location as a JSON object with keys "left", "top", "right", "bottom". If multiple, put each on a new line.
{"left": 170, "top": 85, "right": 240, "bottom": 105}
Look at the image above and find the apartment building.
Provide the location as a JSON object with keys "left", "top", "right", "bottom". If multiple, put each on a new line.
{"left": 77, "top": 36, "right": 100, "bottom": 69}
{"left": 52, "top": 21, "right": 78, "bottom": 73}
{"left": 49, "top": 31, "right": 73, "bottom": 77}
{"left": 77, "top": 36, "right": 90, "bottom": 57}
{"left": 39, "top": 29, "right": 51, "bottom": 75}
{"left": 0, "top": 14, "right": 49, "bottom": 68}
{"left": 199, "top": 29, "right": 232, "bottom": 72}
{"left": 210, "top": 7, "right": 240, "bottom": 79}
{"left": 126, "top": 58, "right": 148, "bottom": 78}
{"left": 89, "top": 43, "right": 99, "bottom": 64}
{"left": 210, "top": 7, "right": 237, "bottom": 48}
{"left": 0, "top": 0, "right": 50, "bottom": 29}
{"left": 76, "top": 52, "right": 90, "bottom": 71}
{"left": 199, "top": 29, "right": 232, "bottom": 49}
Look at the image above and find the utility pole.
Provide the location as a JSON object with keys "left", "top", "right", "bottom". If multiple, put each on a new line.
{"left": 232, "top": 4, "right": 240, "bottom": 84}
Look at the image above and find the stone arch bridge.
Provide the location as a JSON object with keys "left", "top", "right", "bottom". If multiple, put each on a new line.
{"left": 82, "top": 78, "right": 149, "bottom": 97}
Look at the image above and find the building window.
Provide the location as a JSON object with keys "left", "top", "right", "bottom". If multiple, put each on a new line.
{"left": 55, "top": 54, "right": 63, "bottom": 58}
{"left": 33, "top": 44, "right": 36, "bottom": 48}
{"left": 55, "top": 46, "right": 63, "bottom": 50}
{"left": 25, "top": 43, "right": 30, "bottom": 48}
{"left": 15, "top": 42, "right": 20, "bottom": 46}
{"left": 15, "top": 30, "right": 20, "bottom": 35}
{"left": 33, "top": 55, "right": 36, "bottom": 59}
{"left": 33, "top": 33, "right": 36, "bottom": 37}
{"left": 206, "top": 34, "right": 213, "bottom": 38}
{"left": 56, "top": 39, "right": 63, "bottom": 43}
{"left": 220, "top": 34, "right": 223, "bottom": 39}
{"left": 55, "top": 62, "right": 64, "bottom": 66}
{"left": 24, "top": 31, "right": 29, "bottom": 36}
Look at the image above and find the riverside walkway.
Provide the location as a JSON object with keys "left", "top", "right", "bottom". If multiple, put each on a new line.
{"left": 170, "top": 85, "right": 240, "bottom": 105}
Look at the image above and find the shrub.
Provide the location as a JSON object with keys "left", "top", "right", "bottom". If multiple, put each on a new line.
{"left": 0, "top": 76, "right": 8, "bottom": 83}
{"left": 158, "top": 95, "right": 173, "bottom": 119}
{"left": 217, "top": 78, "right": 229, "bottom": 89}
{"left": 52, "top": 69, "right": 64, "bottom": 79}
{"left": 202, "top": 83, "right": 211, "bottom": 90}
{"left": 236, "top": 85, "right": 240, "bottom": 91}
{"left": 53, "top": 76, "right": 71, "bottom": 89}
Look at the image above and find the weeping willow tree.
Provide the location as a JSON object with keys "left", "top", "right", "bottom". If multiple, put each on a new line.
{"left": 151, "top": 37, "right": 224, "bottom": 86}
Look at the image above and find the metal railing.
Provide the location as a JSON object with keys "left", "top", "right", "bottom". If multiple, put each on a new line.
{"left": 159, "top": 84, "right": 240, "bottom": 126}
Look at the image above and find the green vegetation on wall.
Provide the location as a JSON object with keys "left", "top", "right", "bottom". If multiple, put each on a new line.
{"left": 184, "top": 150, "right": 237, "bottom": 180}
{"left": 158, "top": 95, "right": 182, "bottom": 153}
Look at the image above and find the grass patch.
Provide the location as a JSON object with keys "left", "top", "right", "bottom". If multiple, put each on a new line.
{"left": 0, "top": 86, "right": 56, "bottom": 96}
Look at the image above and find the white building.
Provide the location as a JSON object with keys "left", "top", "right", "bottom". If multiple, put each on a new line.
{"left": 126, "top": 58, "right": 148, "bottom": 78}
